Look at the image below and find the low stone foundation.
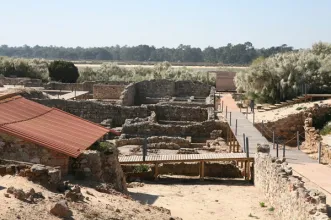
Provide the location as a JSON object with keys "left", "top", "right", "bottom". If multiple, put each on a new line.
{"left": 0, "top": 133, "right": 69, "bottom": 175}
{"left": 122, "top": 162, "right": 242, "bottom": 180}
{"left": 115, "top": 136, "right": 191, "bottom": 148}
{"left": 70, "top": 148, "right": 127, "bottom": 193}
{"left": 255, "top": 145, "right": 329, "bottom": 220}
{"left": 0, "top": 159, "right": 61, "bottom": 187}
{"left": 302, "top": 113, "right": 331, "bottom": 164}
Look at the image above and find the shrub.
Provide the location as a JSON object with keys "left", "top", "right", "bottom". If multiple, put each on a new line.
{"left": 133, "top": 164, "right": 150, "bottom": 173}
{"left": 259, "top": 202, "right": 266, "bottom": 207}
{"left": 235, "top": 44, "right": 331, "bottom": 103}
{"left": 48, "top": 60, "right": 79, "bottom": 83}
{"left": 90, "top": 141, "right": 114, "bottom": 153}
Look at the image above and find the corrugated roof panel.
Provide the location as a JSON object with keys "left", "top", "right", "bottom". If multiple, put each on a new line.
{"left": 0, "top": 96, "right": 118, "bottom": 157}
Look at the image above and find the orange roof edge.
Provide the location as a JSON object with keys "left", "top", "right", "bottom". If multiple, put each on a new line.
{"left": 0, "top": 127, "right": 81, "bottom": 158}
{"left": 53, "top": 108, "right": 121, "bottom": 136}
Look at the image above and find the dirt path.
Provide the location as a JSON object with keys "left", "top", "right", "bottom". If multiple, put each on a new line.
{"left": 129, "top": 178, "right": 276, "bottom": 220}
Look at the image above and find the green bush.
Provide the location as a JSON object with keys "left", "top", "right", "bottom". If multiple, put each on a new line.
{"left": 133, "top": 164, "right": 150, "bottom": 173}
{"left": 90, "top": 141, "right": 114, "bottom": 153}
{"left": 48, "top": 60, "right": 79, "bottom": 83}
{"left": 235, "top": 43, "right": 331, "bottom": 103}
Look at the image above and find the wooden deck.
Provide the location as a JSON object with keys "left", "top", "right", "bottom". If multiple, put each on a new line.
{"left": 119, "top": 153, "right": 253, "bottom": 181}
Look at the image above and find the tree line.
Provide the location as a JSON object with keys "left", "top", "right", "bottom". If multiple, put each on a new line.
{"left": 0, "top": 42, "right": 294, "bottom": 65}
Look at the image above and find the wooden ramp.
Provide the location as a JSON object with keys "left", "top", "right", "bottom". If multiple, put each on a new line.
{"left": 119, "top": 153, "right": 253, "bottom": 181}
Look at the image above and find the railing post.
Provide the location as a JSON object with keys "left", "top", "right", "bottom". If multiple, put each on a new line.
{"left": 235, "top": 119, "right": 238, "bottom": 135}
{"left": 283, "top": 143, "right": 286, "bottom": 158}
{"left": 297, "top": 131, "right": 300, "bottom": 150}
{"left": 253, "top": 111, "right": 255, "bottom": 125}
{"left": 225, "top": 106, "right": 228, "bottom": 118}
{"left": 276, "top": 142, "right": 279, "bottom": 158}
{"left": 246, "top": 106, "right": 248, "bottom": 118}
{"left": 243, "top": 133, "right": 246, "bottom": 153}
{"left": 230, "top": 112, "right": 232, "bottom": 126}
{"left": 221, "top": 101, "right": 224, "bottom": 112}
{"left": 143, "top": 137, "right": 147, "bottom": 162}
{"left": 318, "top": 142, "right": 322, "bottom": 164}
{"left": 245, "top": 137, "right": 249, "bottom": 157}
{"left": 272, "top": 130, "right": 275, "bottom": 149}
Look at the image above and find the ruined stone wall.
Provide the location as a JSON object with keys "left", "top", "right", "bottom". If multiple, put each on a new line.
{"left": 147, "top": 105, "right": 208, "bottom": 122}
{"left": 302, "top": 113, "right": 331, "bottom": 165}
{"left": 122, "top": 120, "right": 224, "bottom": 138}
{"left": 115, "top": 136, "right": 191, "bottom": 148}
{"left": 0, "top": 159, "right": 61, "bottom": 186}
{"left": 71, "top": 149, "right": 127, "bottom": 193}
{"left": 254, "top": 145, "right": 328, "bottom": 220}
{"left": 93, "top": 84, "right": 125, "bottom": 99}
{"left": 255, "top": 104, "right": 331, "bottom": 146}
{"left": 122, "top": 163, "right": 242, "bottom": 179}
{"left": 35, "top": 99, "right": 209, "bottom": 126}
{"left": 45, "top": 81, "right": 129, "bottom": 93}
{"left": 35, "top": 99, "right": 150, "bottom": 126}
{"left": 134, "top": 80, "right": 211, "bottom": 105}
{"left": 118, "top": 83, "right": 136, "bottom": 106}
{"left": 0, "top": 133, "right": 69, "bottom": 175}
{"left": 0, "top": 76, "right": 42, "bottom": 87}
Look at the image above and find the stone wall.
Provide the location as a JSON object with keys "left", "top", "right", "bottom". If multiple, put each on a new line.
{"left": 35, "top": 99, "right": 150, "bottom": 126}
{"left": 122, "top": 162, "right": 242, "bottom": 179}
{"left": 148, "top": 105, "right": 208, "bottom": 122}
{"left": 115, "top": 136, "right": 191, "bottom": 148}
{"left": 119, "top": 83, "right": 136, "bottom": 106}
{"left": 0, "top": 159, "right": 61, "bottom": 186}
{"left": 0, "top": 76, "right": 42, "bottom": 87}
{"left": 255, "top": 104, "right": 331, "bottom": 146}
{"left": 134, "top": 80, "right": 211, "bottom": 105}
{"left": 254, "top": 145, "right": 329, "bottom": 220}
{"left": 45, "top": 81, "right": 129, "bottom": 93}
{"left": 70, "top": 148, "right": 127, "bottom": 193}
{"left": 122, "top": 120, "right": 224, "bottom": 138}
{"left": 0, "top": 133, "right": 69, "bottom": 175}
{"left": 35, "top": 99, "right": 209, "bottom": 126}
{"left": 93, "top": 84, "right": 126, "bottom": 99}
{"left": 301, "top": 113, "right": 331, "bottom": 165}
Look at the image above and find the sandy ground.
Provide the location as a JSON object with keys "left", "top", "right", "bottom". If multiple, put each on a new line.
{"left": 129, "top": 177, "right": 276, "bottom": 220}
{"left": 0, "top": 175, "right": 178, "bottom": 220}
{"left": 245, "top": 99, "right": 331, "bottom": 123}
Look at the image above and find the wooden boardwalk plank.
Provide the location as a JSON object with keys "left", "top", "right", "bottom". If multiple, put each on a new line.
{"left": 119, "top": 153, "right": 250, "bottom": 164}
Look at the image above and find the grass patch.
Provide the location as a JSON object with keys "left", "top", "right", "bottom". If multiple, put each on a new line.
{"left": 133, "top": 164, "right": 150, "bottom": 173}
{"left": 320, "top": 124, "right": 331, "bottom": 135}
{"left": 296, "top": 106, "right": 307, "bottom": 111}
{"left": 259, "top": 202, "right": 266, "bottom": 207}
{"left": 268, "top": 207, "right": 275, "bottom": 212}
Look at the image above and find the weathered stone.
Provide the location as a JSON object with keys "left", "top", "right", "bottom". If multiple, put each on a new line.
{"left": 49, "top": 200, "right": 71, "bottom": 218}
{"left": 256, "top": 144, "right": 270, "bottom": 153}
{"left": 30, "top": 164, "right": 47, "bottom": 175}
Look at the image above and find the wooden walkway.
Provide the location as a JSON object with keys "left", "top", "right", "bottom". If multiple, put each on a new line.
{"left": 119, "top": 153, "right": 253, "bottom": 181}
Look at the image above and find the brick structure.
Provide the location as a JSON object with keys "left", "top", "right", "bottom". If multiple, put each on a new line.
{"left": 93, "top": 84, "right": 126, "bottom": 99}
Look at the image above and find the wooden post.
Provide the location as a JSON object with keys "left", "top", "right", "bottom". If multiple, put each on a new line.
{"left": 276, "top": 143, "right": 279, "bottom": 158}
{"left": 221, "top": 101, "right": 224, "bottom": 112}
{"left": 243, "top": 133, "right": 246, "bottom": 153}
{"left": 253, "top": 111, "right": 255, "bottom": 125}
{"left": 154, "top": 163, "right": 159, "bottom": 181}
{"left": 245, "top": 137, "right": 249, "bottom": 158}
{"left": 297, "top": 131, "right": 300, "bottom": 150}
{"left": 283, "top": 143, "right": 286, "bottom": 158}
{"left": 247, "top": 160, "right": 250, "bottom": 181}
{"left": 229, "top": 130, "right": 232, "bottom": 152}
{"left": 225, "top": 106, "right": 228, "bottom": 118}
{"left": 235, "top": 119, "right": 237, "bottom": 135}
{"left": 246, "top": 106, "right": 248, "bottom": 118}
{"left": 272, "top": 130, "right": 275, "bottom": 149}
{"left": 318, "top": 142, "right": 322, "bottom": 164}
{"left": 243, "top": 160, "right": 247, "bottom": 180}
{"left": 230, "top": 112, "right": 232, "bottom": 126}
{"left": 200, "top": 161, "right": 205, "bottom": 181}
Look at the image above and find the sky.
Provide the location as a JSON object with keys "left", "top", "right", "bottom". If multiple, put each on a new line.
{"left": 1, "top": 0, "right": 330, "bottom": 49}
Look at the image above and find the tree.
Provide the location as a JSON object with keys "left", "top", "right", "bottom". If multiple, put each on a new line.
{"left": 48, "top": 60, "right": 79, "bottom": 83}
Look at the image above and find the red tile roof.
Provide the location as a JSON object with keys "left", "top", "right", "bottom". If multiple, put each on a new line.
{"left": 0, "top": 96, "right": 120, "bottom": 157}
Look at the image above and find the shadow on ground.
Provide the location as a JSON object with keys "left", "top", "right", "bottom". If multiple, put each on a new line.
{"left": 129, "top": 192, "right": 159, "bottom": 205}
{"left": 0, "top": 185, "right": 6, "bottom": 191}
{"left": 146, "top": 176, "right": 253, "bottom": 187}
